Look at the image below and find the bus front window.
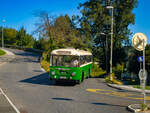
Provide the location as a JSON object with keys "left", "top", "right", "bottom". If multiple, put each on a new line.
{"left": 52, "top": 55, "right": 79, "bottom": 67}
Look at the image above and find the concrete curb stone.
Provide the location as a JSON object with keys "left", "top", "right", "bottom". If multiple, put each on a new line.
{"left": 107, "top": 83, "right": 150, "bottom": 93}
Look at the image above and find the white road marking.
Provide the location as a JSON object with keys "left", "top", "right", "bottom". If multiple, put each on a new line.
{"left": 0, "top": 88, "right": 20, "bottom": 113}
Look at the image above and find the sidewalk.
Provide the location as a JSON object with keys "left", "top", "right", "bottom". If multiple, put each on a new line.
{"left": 0, "top": 48, "right": 19, "bottom": 113}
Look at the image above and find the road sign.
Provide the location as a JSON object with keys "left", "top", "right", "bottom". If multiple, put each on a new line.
{"left": 132, "top": 33, "right": 147, "bottom": 51}
{"left": 137, "top": 56, "right": 143, "bottom": 63}
{"left": 138, "top": 69, "right": 147, "bottom": 81}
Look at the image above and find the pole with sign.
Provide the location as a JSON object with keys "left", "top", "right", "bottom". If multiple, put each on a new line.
{"left": 132, "top": 32, "right": 147, "bottom": 104}
{"left": 137, "top": 56, "right": 143, "bottom": 69}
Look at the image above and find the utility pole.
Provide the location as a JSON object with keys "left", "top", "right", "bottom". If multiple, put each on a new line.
{"left": 2, "top": 19, "right": 6, "bottom": 48}
{"left": 106, "top": 6, "right": 114, "bottom": 81}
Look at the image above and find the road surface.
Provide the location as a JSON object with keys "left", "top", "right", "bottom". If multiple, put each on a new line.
{"left": 0, "top": 48, "right": 148, "bottom": 113}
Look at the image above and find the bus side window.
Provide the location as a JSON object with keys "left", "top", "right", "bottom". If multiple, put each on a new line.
{"left": 80, "top": 56, "right": 84, "bottom": 65}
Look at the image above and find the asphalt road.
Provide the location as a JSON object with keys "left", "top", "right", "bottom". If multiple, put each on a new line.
{"left": 0, "top": 48, "right": 148, "bottom": 113}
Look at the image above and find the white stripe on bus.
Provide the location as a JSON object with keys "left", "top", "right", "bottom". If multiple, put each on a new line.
{"left": 80, "top": 62, "right": 93, "bottom": 67}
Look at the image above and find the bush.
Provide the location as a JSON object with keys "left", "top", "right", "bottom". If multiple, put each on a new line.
{"left": 113, "top": 63, "right": 124, "bottom": 80}
{"left": 105, "top": 73, "right": 123, "bottom": 85}
{"left": 42, "top": 52, "right": 50, "bottom": 61}
{"left": 41, "top": 60, "right": 50, "bottom": 72}
{"left": 91, "top": 64, "right": 106, "bottom": 77}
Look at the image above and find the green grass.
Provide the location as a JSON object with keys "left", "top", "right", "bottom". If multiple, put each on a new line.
{"left": 0, "top": 49, "right": 6, "bottom": 56}
{"left": 133, "top": 85, "right": 150, "bottom": 90}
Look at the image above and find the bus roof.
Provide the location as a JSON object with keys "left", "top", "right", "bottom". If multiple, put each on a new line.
{"left": 51, "top": 48, "right": 92, "bottom": 56}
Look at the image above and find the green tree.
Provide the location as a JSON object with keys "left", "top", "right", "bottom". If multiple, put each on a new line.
{"left": 16, "top": 27, "right": 34, "bottom": 48}
{"left": 78, "top": 0, "right": 137, "bottom": 72}
{"left": 34, "top": 12, "right": 88, "bottom": 57}
{"left": 0, "top": 27, "right": 18, "bottom": 46}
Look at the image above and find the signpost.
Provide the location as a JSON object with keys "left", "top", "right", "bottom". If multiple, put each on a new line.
{"left": 137, "top": 56, "right": 143, "bottom": 69}
{"left": 137, "top": 56, "right": 143, "bottom": 63}
{"left": 132, "top": 32, "right": 147, "bottom": 105}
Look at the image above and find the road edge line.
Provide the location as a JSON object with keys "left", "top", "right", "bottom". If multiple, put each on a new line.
{"left": 0, "top": 88, "right": 20, "bottom": 113}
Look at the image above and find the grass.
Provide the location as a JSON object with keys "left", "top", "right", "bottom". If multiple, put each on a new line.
{"left": 40, "top": 60, "right": 50, "bottom": 72}
{"left": 0, "top": 49, "right": 6, "bottom": 56}
{"left": 133, "top": 85, "right": 150, "bottom": 90}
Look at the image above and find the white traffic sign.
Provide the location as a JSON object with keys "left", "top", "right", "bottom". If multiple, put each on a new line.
{"left": 132, "top": 33, "right": 147, "bottom": 51}
{"left": 138, "top": 69, "right": 147, "bottom": 81}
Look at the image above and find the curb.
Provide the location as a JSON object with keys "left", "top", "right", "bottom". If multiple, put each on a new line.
{"left": 0, "top": 48, "right": 15, "bottom": 56}
{"left": 0, "top": 48, "right": 15, "bottom": 66}
{"left": 107, "top": 83, "right": 150, "bottom": 93}
{"left": 127, "top": 104, "right": 141, "bottom": 113}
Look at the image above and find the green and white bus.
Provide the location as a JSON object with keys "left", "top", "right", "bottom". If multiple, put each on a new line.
{"left": 49, "top": 48, "right": 92, "bottom": 83}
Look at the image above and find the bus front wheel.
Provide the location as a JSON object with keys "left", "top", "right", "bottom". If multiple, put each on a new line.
{"left": 82, "top": 72, "right": 84, "bottom": 82}
{"left": 88, "top": 69, "right": 91, "bottom": 78}
{"left": 75, "top": 80, "right": 80, "bottom": 84}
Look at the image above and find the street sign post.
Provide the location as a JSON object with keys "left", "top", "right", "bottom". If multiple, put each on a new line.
{"left": 139, "top": 69, "right": 147, "bottom": 81}
{"left": 137, "top": 56, "right": 143, "bottom": 63}
{"left": 138, "top": 56, "right": 143, "bottom": 69}
{"left": 139, "top": 69, "right": 147, "bottom": 104}
{"left": 132, "top": 33, "right": 147, "bottom": 104}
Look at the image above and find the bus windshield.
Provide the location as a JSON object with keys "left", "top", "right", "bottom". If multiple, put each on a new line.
{"left": 52, "top": 55, "right": 79, "bottom": 67}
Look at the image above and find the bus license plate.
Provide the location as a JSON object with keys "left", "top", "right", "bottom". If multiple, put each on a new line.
{"left": 60, "top": 76, "right": 66, "bottom": 79}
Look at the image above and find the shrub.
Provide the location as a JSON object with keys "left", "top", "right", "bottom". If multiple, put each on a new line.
{"left": 105, "top": 73, "right": 123, "bottom": 85}
{"left": 91, "top": 64, "right": 106, "bottom": 77}
{"left": 113, "top": 63, "right": 124, "bottom": 80}
{"left": 41, "top": 60, "right": 50, "bottom": 72}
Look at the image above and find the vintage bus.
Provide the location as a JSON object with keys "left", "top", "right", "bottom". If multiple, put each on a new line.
{"left": 49, "top": 48, "right": 92, "bottom": 83}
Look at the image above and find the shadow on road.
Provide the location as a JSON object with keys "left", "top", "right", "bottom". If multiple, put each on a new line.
{"left": 19, "top": 72, "right": 76, "bottom": 86}
{"left": 52, "top": 98, "right": 74, "bottom": 101}
{"left": 51, "top": 97, "right": 126, "bottom": 109}
{"left": 20, "top": 73, "right": 52, "bottom": 85}
{"left": 92, "top": 102, "right": 126, "bottom": 107}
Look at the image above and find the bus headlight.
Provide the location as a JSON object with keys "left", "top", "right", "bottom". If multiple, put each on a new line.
{"left": 51, "top": 71, "right": 55, "bottom": 75}
{"left": 72, "top": 72, "right": 76, "bottom": 76}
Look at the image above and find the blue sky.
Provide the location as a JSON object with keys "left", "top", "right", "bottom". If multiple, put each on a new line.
{"left": 0, "top": 0, "right": 150, "bottom": 42}
{"left": 130, "top": 0, "right": 150, "bottom": 43}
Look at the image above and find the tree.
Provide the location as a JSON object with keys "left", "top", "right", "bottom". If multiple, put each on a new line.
{"left": 0, "top": 27, "right": 17, "bottom": 46}
{"left": 34, "top": 12, "right": 88, "bottom": 54}
{"left": 78, "top": 0, "right": 137, "bottom": 71}
{"left": 16, "top": 27, "right": 34, "bottom": 48}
